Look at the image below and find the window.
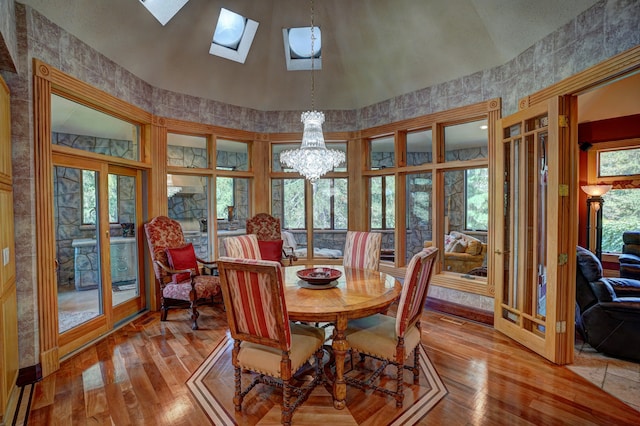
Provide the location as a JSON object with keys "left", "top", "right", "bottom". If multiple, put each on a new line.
{"left": 82, "top": 170, "right": 118, "bottom": 224}
{"left": 602, "top": 188, "right": 640, "bottom": 253}
{"left": 167, "top": 133, "right": 208, "bottom": 168}
{"left": 52, "top": 94, "right": 140, "bottom": 161}
{"left": 406, "top": 173, "right": 432, "bottom": 262}
{"left": 282, "top": 179, "right": 305, "bottom": 229}
{"left": 210, "top": 8, "right": 258, "bottom": 64}
{"left": 370, "top": 175, "right": 395, "bottom": 229}
{"left": 465, "top": 168, "right": 489, "bottom": 231}
{"left": 599, "top": 147, "right": 640, "bottom": 177}
{"left": 591, "top": 141, "right": 640, "bottom": 254}
{"left": 283, "top": 26, "right": 322, "bottom": 71}
{"left": 216, "top": 177, "right": 234, "bottom": 219}
{"left": 313, "top": 178, "right": 347, "bottom": 229}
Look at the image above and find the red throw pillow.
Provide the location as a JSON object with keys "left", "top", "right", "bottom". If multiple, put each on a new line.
{"left": 258, "top": 240, "right": 284, "bottom": 262}
{"left": 166, "top": 243, "right": 199, "bottom": 283}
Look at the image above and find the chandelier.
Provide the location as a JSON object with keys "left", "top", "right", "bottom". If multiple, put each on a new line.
{"left": 280, "top": 0, "right": 345, "bottom": 182}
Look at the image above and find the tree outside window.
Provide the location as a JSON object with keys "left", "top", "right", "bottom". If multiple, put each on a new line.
{"left": 370, "top": 175, "right": 395, "bottom": 229}
{"left": 597, "top": 147, "right": 640, "bottom": 253}
{"left": 313, "top": 178, "right": 348, "bottom": 229}
{"left": 216, "top": 176, "right": 234, "bottom": 219}
{"left": 82, "top": 170, "right": 118, "bottom": 224}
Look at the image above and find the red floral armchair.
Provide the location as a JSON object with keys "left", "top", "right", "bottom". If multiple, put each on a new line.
{"left": 246, "top": 213, "right": 296, "bottom": 265}
{"left": 144, "top": 216, "right": 221, "bottom": 330}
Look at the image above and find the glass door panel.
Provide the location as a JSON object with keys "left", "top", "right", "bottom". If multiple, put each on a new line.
{"left": 109, "top": 173, "right": 140, "bottom": 307}
{"left": 494, "top": 97, "right": 574, "bottom": 364}
{"left": 55, "top": 166, "right": 102, "bottom": 333}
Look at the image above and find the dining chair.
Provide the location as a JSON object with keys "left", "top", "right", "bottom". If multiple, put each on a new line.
{"left": 344, "top": 247, "right": 439, "bottom": 407}
{"left": 217, "top": 257, "right": 325, "bottom": 426}
{"left": 222, "top": 234, "right": 262, "bottom": 259}
{"left": 144, "top": 216, "right": 221, "bottom": 330}
{"left": 343, "top": 231, "right": 382, "bottom": 270}
{"left": 246, "top": 212, "right": 297, "bottom": 265}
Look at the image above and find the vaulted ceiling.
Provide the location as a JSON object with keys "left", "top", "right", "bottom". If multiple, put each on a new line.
{"left": 21, "top": 0, "right": 600, "bottom": 111}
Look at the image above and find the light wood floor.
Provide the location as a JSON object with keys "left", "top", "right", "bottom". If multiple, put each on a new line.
{"left": 23, "top": 306, "right": 640, "bottom": 425}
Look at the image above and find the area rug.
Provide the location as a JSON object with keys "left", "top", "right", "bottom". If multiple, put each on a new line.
{"left": 187, "top": 336, "right": 447, "bottom": 425}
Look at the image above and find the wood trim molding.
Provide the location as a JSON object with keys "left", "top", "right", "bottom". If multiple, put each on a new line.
{"left": 34, "top": 59, "right": 151, "bottom": 124}
{"left": 33, "top": 74, "right": 60, "bottom": 376}
{"left": 520, "top": 45, "right": 640, "bottom": 109}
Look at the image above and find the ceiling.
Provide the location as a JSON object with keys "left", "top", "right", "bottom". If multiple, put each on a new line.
{"left": 21, "top": 0, "right": 601, "bottom": 112}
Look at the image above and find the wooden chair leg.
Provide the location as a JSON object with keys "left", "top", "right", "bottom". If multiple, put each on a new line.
{"left": 282, "top": 381, "right": 292, "bottom": 426}
{"left": 395, "top": 362, "right": 404, "bottom": 408}
{"left": 190, "top": 301, "right": 199, "bottom": 330}
{"left": 413, "top": 347, "right": 420, "bottom": 384}
{"left": 160, "top": 297, "right": 168, "bottom": 321}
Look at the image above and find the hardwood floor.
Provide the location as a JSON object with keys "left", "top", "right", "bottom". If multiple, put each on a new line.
{"left": 22, "top": 307, "right": 640, "bottom": 425}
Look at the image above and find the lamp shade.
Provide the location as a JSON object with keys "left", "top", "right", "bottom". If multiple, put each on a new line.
{"left": 581, "top": 184, "right": 613, "bottom": 197}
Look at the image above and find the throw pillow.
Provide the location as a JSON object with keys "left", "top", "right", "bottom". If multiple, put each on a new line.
{"left": 466, "top": 240, "right": 482, "bottom": 256}
{"left": 166, "top": 243, "right": 199, "bottom": 284}
{"left": 258, "top": 239, "right": 284, "bottom": 262}
{"left": 450, "top": 240, "right": 467, "bottom": 253}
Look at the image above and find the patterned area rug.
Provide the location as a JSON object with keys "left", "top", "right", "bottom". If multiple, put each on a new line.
{"left": 187, "top": 336, "right": 447, "bottom": 425}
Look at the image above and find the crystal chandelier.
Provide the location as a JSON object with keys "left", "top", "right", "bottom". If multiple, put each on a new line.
{"left": 280, "top": 0, "right": 345, "bottom": 182}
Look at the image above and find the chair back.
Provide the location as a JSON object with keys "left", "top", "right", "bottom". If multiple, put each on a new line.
{"left": 144, "top": 216, "right": 186, "bottom": 282}
{"left": 395, "top": 247, "right": 438, "bottom": 337}
{"left": 223, "top": 234, "right": 262, "bottom": 259}
{"left": 246, "top": 213, "right": 281, "bottom": 241}
{"left": 343, "top": 231, "right": 382, "bottom": 270}
{"left": 622, "top": 231, "right": 640, "bottom": 256}
{"left": 217, "top": 257, "right": 290, "bottom": 350}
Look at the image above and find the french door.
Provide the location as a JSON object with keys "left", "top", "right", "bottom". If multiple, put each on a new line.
{"left": 494, "top": 96, "right": 577, "bottom": 364}
{"left": 53, "top": 156, "right": 145, "bottom": 356}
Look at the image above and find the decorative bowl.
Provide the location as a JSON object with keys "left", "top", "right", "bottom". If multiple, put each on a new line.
{"left": 296, "top": 267, "right": 342, "bottom": 285}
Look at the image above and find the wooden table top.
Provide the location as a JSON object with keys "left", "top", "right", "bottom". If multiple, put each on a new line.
{"left": 283, "top": 264, "right": 402, "bottom": 322}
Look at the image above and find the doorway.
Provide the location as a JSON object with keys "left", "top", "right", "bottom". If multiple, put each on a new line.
{"left": 53, "top": 158, "right": 145, "bottom": 356}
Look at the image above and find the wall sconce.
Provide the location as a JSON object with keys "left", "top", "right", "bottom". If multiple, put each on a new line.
{"left": 581, "top": 184, "right": 613, "bottom": 259}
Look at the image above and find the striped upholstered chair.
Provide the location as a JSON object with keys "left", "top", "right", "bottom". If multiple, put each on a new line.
{"left": 344, "top": 247, "right": 439, "bottom": 407}
{"left": 217, "top": 257, "right": 325, "bottom": 426}
{"left": 343, "top": 231, "right": 383, "bottom": 270}
{"left": 222, "top": 234, "right": 262, "bottom": 259}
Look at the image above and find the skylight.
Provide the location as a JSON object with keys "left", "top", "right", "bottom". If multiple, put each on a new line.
{"left": 283, "top": 27, "right": 322, "bottom": 71}
{"left": 210, "top": 8, "right": 258, "bottom": 64}
{"left": 138, "top": 0, "right": 189, "bottom": 26}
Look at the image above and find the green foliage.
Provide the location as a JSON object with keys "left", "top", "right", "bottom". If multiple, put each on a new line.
{"left": 602, "top": 188, "right": 640, "bottom": 253}
{"left": 216, "top": 177, "right": 234, "bottom": 219}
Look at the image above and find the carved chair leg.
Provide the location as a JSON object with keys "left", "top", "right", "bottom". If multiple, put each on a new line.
{"left": 190, "top": 301, "right": 199, "bottom": 330}
{"left": 282, "top": 380, "right": 292, "bottom": 426}
{"left": 160, "top": 296, "right": 168, "bottom": 321}
{"left": 395, "top": 361, "right": 404, "bottom": 408}
{"left": 233, "top": 365, "right": 242, "bottom": 411}
{"left": 413, "top": 347, "right": 420, "bottom": 384}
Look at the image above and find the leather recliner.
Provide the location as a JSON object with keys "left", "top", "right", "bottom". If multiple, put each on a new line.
{"left": 619, "top": 231, "right": 640, "bottom": 280}
{"left": 575, "top": 246, "right": 640, "bottom": 361}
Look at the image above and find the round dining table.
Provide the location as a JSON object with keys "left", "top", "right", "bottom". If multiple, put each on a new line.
{"left": 283, "top": 264, "right": 402, "bottom": 410}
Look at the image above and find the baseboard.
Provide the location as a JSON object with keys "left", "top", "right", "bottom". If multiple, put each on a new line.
{"left": 16, "top": 364, "right": 42, "bottom": 387}
{"left": 425, "top": 297, "right": 494, "bottom": 326}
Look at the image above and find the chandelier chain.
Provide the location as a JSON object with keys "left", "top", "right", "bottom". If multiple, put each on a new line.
{"left": 310, "top": 0, "right": 315, "bottom": 111}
